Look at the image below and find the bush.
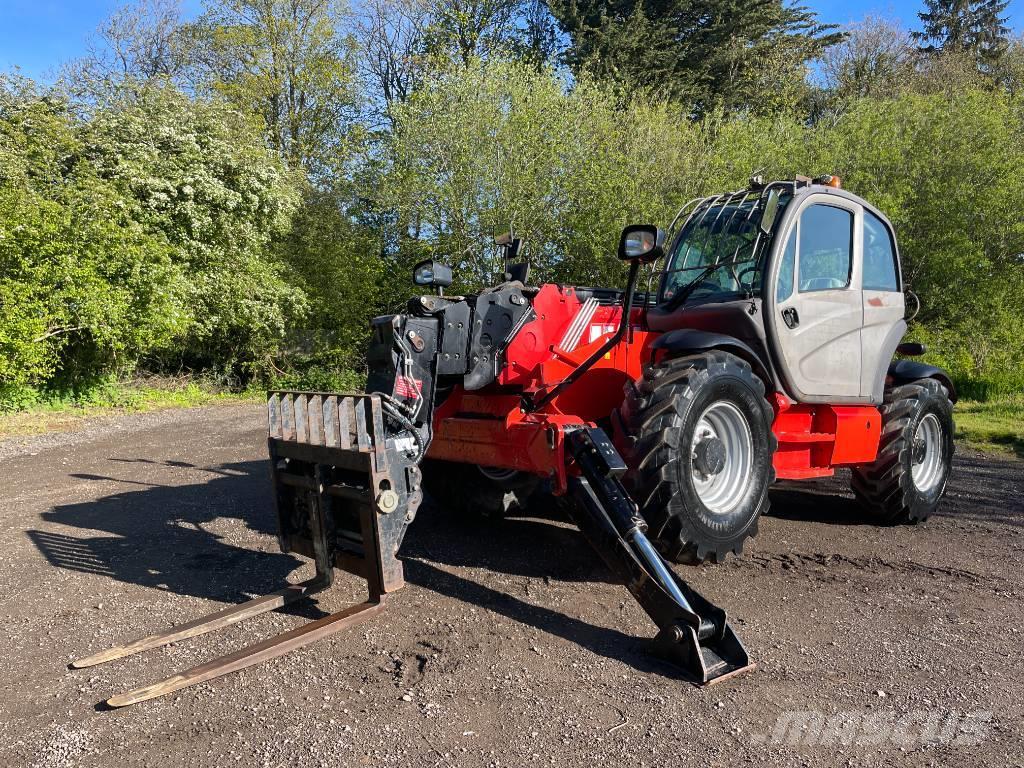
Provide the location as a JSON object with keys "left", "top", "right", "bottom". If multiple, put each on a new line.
{"left": 0, "top": 91, "right": 183, "bottom": 393}
{"left": 0, "top": 79, "right": 308, "bottom": 403}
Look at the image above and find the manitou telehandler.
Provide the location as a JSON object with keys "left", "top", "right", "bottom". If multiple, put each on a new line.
{"left": 74, "top": 175, "right": 956, "bottom": 707}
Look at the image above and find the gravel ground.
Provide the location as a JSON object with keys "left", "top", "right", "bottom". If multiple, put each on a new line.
{"left": 0, "top": 404, "right": 1021, "bottom": 767}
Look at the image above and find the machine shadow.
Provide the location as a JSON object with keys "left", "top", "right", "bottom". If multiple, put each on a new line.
{"left": 403, "top": 498, "right": 614, "bottom": 584}
{"left": 764, "top": 473, "right": 878, "bottom": 526}
{"left": 764, "top": 454, "right": 1024, "bottom": 529}
{"left": 29, "top": 459, "right": 319, "bottom": 617}
{"left": 30, "top": 460, "right": 674, "bottom": 675}
{"left": 401, "top": 501, "right": 679, "bottom": 676}
{"left": 401, "top": 557, "right": 671, "bottom": 677}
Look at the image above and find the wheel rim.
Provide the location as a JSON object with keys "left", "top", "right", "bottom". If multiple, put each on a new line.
{"left": 911, "top": 413, "right": 945, "bottom": 492}
{"left": 478, "top": 465, "right": 520, "bottom": 483}
{"left": 690, "top": 401, "right": 754, "bottom": 515}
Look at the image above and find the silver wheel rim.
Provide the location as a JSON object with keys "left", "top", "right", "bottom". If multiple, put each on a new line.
{"left": 690, "top": 401, "right": 754, "bottom": 515}
{"left": 911, "top": 413, "right": 944, "bottom": 492}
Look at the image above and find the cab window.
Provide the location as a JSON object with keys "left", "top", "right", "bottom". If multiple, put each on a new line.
{"left": 798, "top": 204, "right": 853, "bottom": 292}
{"left": 776, "top": 227, "right": 796, "bottom": 303}
{"left": 863, "top": 211, "right": 900, "bottom": 291}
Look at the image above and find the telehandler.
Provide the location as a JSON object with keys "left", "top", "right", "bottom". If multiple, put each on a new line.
{"left": 73, "top": 175, "right": 955, "bottom": 707}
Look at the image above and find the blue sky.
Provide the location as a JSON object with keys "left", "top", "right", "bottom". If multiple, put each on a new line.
{"left": 1, "top": 0, "right": 1022, "bottom": 81}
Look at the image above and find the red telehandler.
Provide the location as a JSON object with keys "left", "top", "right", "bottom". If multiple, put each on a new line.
{"left": 74, "top": 175, "right": 956, "bottom": 707}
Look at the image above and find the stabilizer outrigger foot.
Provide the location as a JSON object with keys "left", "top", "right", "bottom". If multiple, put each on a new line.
{"left": 565, "top": 427, "right": 753, "bottom": 685}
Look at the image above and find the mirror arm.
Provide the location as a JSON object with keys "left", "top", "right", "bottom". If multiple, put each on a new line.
{"left": 524, "top": 259, "right": 641, "bottom": 413}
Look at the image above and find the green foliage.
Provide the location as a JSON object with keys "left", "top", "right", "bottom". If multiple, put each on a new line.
{"left": 0, "top": 78, "right": 306, "bottom": 404}
{"left": 275, "top": 185, "right": 386, "bottom": 368}
{"left": 187, "top": 0, "right": 360, "bottom": 175}
{"left": 914, "top": 0, "right": 1011, "bottom": 71}
{"left": 953, "top": 395, "right": 1024, "bottom": 457}
{"left": 384, "top": 59, "right": 823, "bottom": 290}
{"left": 0, "top": 86, "right": 183, "bottom": 393}
{"left": 83, "top": 84, "right": 306, "bottom": 374}
{"left": 0, "top": 376, "right": 259, "bottom": 436}
{"left": 4, "top": 1, "right": 1024, "bottom": 411}
{"left": 548, "top": 0, "right": 844, "bottom": 115}
{"left": 814, "top": 89, "right": 1024, "bottom": 389}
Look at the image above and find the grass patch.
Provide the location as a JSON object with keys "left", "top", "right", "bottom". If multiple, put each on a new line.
{"left": 0, "top": 376, "right": 260, "bottom": 439}
{"left": 954, "top": 396, "right": 1024, "bottom": 459}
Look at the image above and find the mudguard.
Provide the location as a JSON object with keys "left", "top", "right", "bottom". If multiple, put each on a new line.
{"left": 650, "top": 329, "right": 773, "bottom": 388}
{"left": 888, "top": 359, "right": 957, "bottom": 402}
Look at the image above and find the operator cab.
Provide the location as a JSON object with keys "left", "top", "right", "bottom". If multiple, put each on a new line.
{"left": 647, "top": 176, "right": 906, "bottom": 406}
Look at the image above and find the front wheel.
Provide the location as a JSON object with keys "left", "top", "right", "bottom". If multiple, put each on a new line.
{"left": 851, "top": 379, "right": 955, "bottom": 524}
{"left": 618, "top": 351, "right": 776, "bottom": 565}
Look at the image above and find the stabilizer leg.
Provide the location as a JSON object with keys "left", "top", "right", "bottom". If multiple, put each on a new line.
{"left": 566, "top": 427, "right": 753, "bottom": 685}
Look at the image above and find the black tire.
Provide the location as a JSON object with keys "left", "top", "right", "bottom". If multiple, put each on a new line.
{"left": 617, "top": 351, "right": 776, "bottom": 565}
{"left": 851, "top": 379, "right": 954, "bottom": 524}
{"left": 421, "top": 459, "right": 539, "bottom": 518}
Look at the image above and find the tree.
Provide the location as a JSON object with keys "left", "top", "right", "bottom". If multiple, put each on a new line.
{"left": 353, "top": 0, "right": 432, "bottom": 126}
{"left": 820, "top": 16, "right": 914, "bottom": 102}
{"left": 913, "top": 0, "right": 1011, "bottom": 71}
{"left": 62, "top": 0, "right": 190, "bottom": 102}
{"left": 82, "top": 84, "right": 305, "bottom": 374}
{"left": 511, "top": 0, "right": 561, "bottom": 69}
{"left": 354, "top": 0, "right": 560, "bottom": 127}
{"left": 998, "top": 35, "right": 1024, "bottom": 94}
{"left": 186, "top": 0, "right": 361, "bottom": 175}
{"left": 273, "top": 186, "right": 385, "bottom": 385}
{"left": 383, "top": 58, "right": 795, "bottom": 289}
{"left": 420, "top": 0, "right": 523, "bottom": 65}
{"left": 0, "top": 79, "right": 183, "bottom": 396}
{"left": 548, "top": 0, "right": 844, "bottom": 115}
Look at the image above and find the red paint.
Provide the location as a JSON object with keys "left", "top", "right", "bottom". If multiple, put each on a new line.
{"left": 770, "top": 395, "right": 881, "bottom": 479}
{"left": 427, "top": 289, "right": 885, "bottom": 491}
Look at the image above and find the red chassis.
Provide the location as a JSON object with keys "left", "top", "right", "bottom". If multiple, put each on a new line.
{"left": 427, "top": 283, "right": 883, "bottom": 493}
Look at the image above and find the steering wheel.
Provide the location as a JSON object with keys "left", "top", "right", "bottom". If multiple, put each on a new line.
{"left": 736, "top": 266, "right": 758, "bottom": 290}
{"left": 689, "top": 280, "right": 720, "bottom": 295}
{"left": 801, "top": 277, "right": 845, "bottom": 291}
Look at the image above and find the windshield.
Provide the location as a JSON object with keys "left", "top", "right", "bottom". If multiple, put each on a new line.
{"left": 661, "top": 194, "right": 787, "bottom": 303}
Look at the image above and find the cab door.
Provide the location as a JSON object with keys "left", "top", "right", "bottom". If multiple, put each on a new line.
{"left": 772, "top": 196, "right": 865, "bottom": 401}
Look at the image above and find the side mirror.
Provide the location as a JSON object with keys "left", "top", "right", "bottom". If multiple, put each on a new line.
{"left": 759, "top": 189, "right": 781, "bottom": 235}
{"left": 618, "top": 224, "right": 665, "bottom": 263}
{"left": 413, "top": 259, "right": 453, "bottom": 290}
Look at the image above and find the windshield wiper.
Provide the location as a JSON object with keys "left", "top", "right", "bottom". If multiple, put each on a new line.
{"left": 667, "top": 260, "right": 735, "bottom": 309}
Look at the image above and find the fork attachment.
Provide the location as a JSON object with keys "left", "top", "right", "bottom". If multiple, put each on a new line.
{"left": 73, "top": 392, "right": 422, "bottom": 707}
{"left": 267, "top": 391, "right": 424, "bottom": 597}
{"left": 565, "top": 427, "right": 753, "bottom": 685}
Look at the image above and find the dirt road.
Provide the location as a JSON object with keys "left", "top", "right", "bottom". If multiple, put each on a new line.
{"left": 1, "top": 404, "right": 1021, "bottom": 767}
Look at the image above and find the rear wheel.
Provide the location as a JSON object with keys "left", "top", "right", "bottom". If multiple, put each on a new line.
{"left": 618, "top": 351, "right": 776, "bottom": 564}
{"left": 851, "top": 379, "right": 954, "bottom": 523}
{"left": 422, "top": 460, "right": 538, "bottom": 518}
